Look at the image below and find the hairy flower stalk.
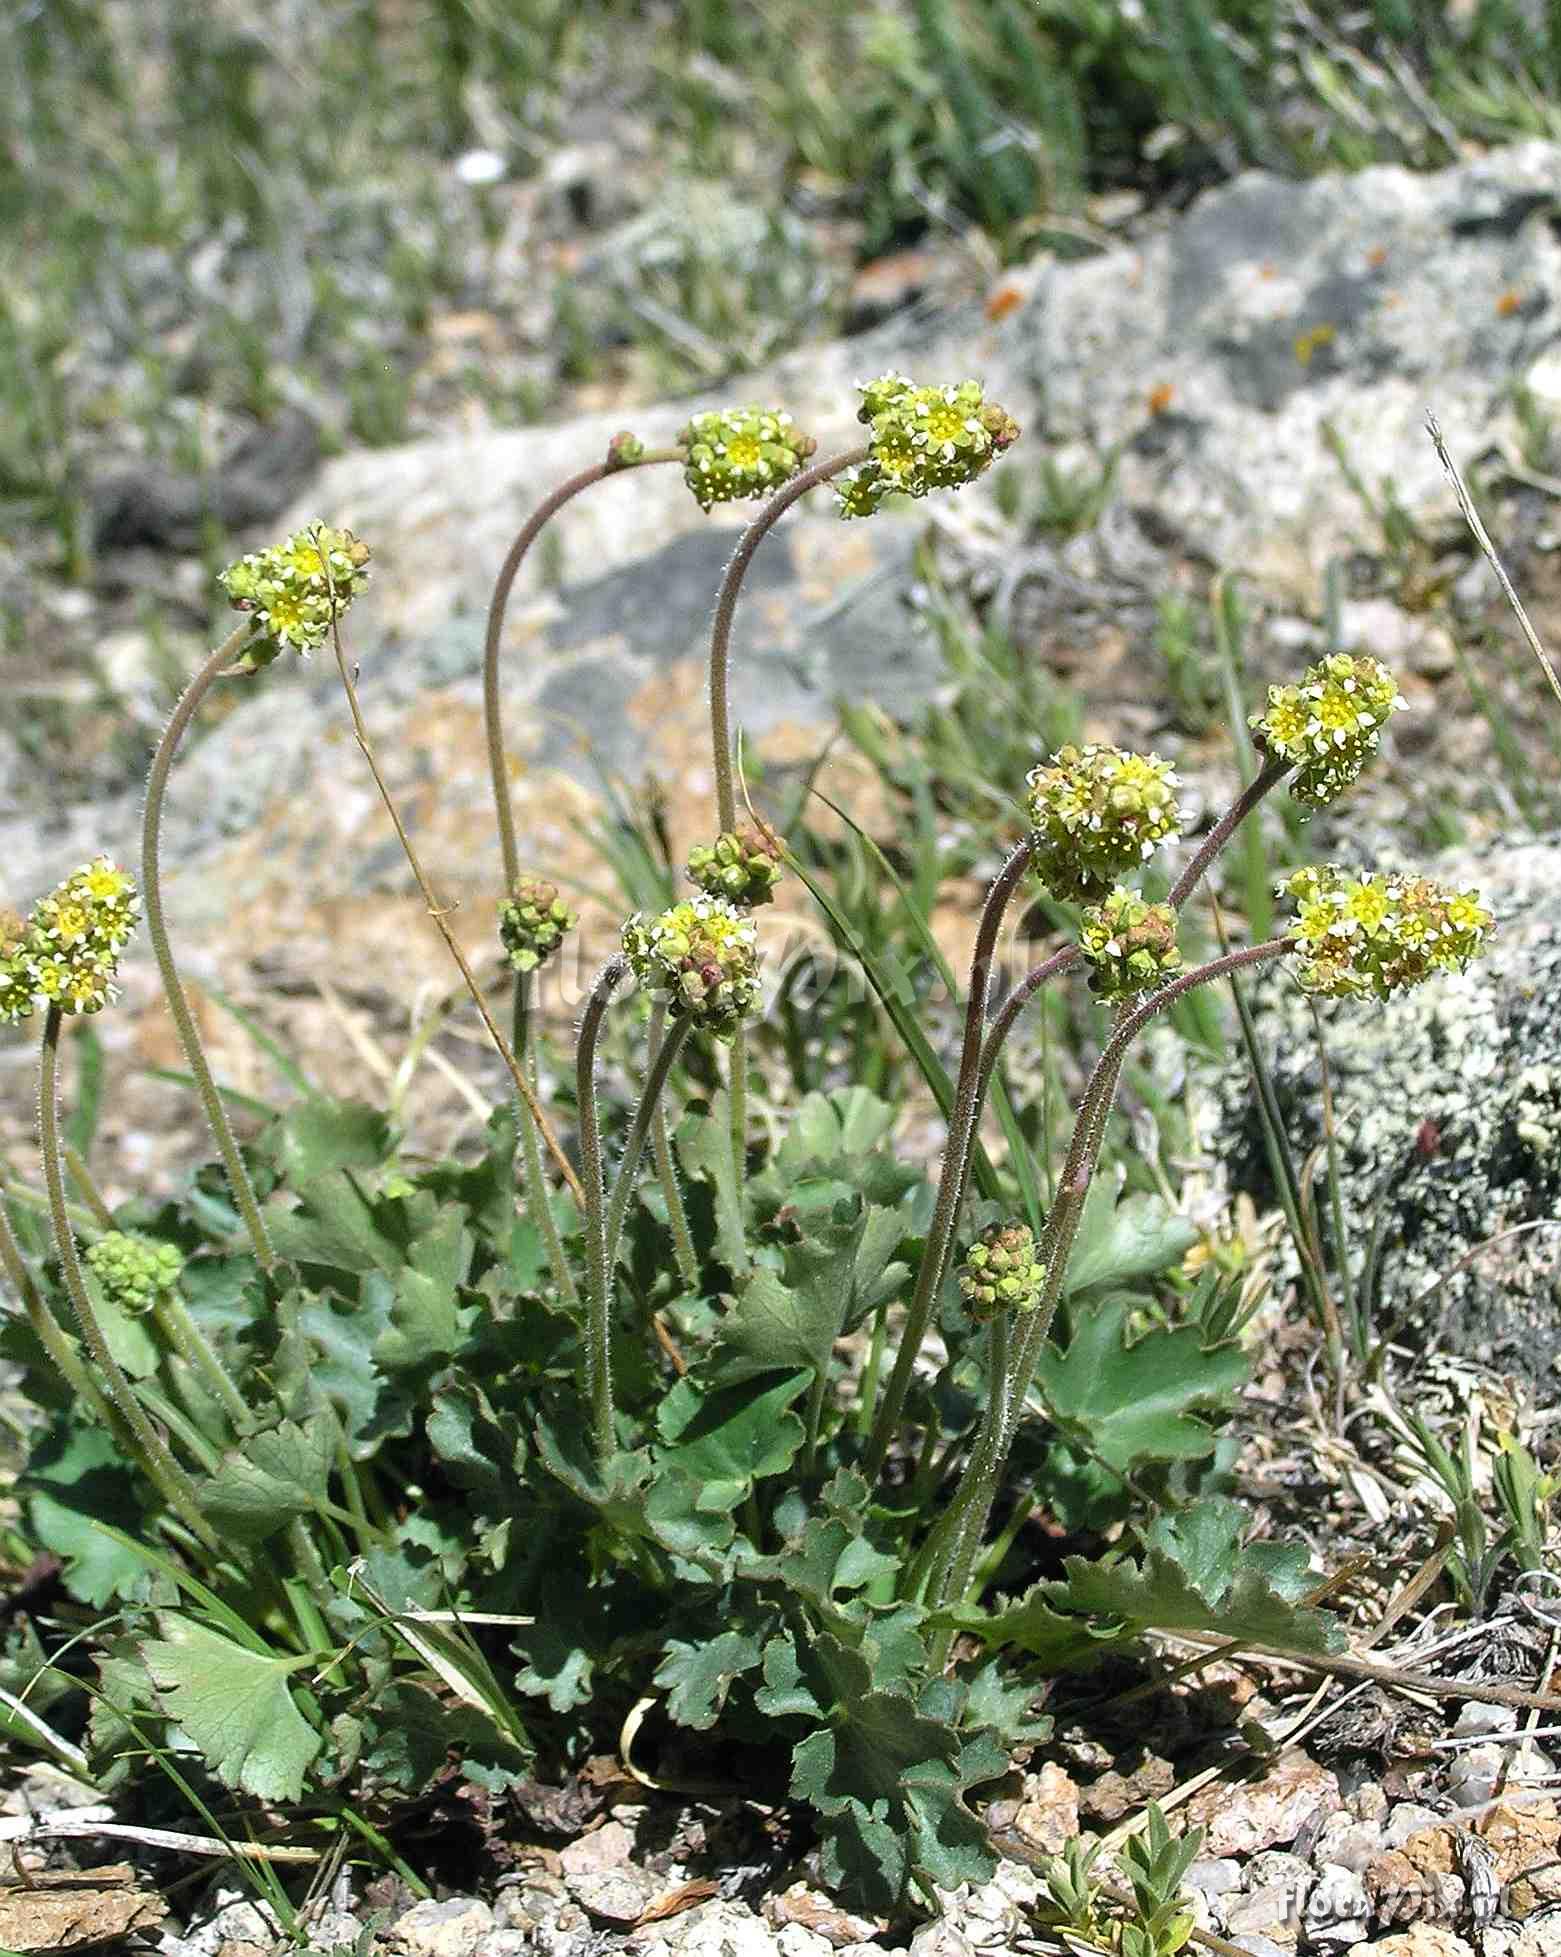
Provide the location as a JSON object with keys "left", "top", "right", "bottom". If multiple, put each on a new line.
{"left": 646, "top": 1002, "right": 699, "bottom": 1291}
{"left": 144, "top": 621, "right": 280, "bottom": 1268}
{"left": 483, "top": 436, "right": 681, "bottom": 891}
{"left": 38, "top": 1005, "right": 217, "bottom": 1548}
{"left": 576, "top": 958, "right": 628, "bottom": 1462}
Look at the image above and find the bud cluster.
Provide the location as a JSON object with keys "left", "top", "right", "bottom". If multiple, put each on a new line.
{"left": 1282, "top": 863, "right": 1494, "bottom": 1000}
{"left": 837, "top": 374, "right": 1020, "bottom": 519}
{"left": 677, "top": 406, "right": 816, "bottom": 512}
{"left": 0, "top": 858, "right": 140, "bottom": 1023}
{"left": 1078, "top": 887, "right": 1183, "bottom": 1000}
{"left": 960, "top": 1223, "right": 1047, "bottom": 1321}
{"left": 499, "top": 876, "right": 577, "bottom": 974}
{"left": 686, "top": 821, "right": 784, "bottom": 909}
{"left": 84, "top": 1231, "right": 185, "bottom": 1315}
{"left": 1250, "top": 652, "right": 1405, "bottom": 807}
{"left": 218, "top": 524, "right": 372, "bottom": 658}
{"left": 621, "top": 896, "right": 761, "bottom": 1039}
{"left": 1026, "top": 745, "right": 1183, "bottom": 903}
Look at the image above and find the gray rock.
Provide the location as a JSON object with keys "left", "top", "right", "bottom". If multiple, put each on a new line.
{"left": 1211, "top": 833, "right": 1561, "bottom": 1390}
{"left": 387, "top": 1898, "right": 496, "bottom": 1957}
{"left": 1304, "top": 1863, "right": 1371, "bottom": 1950}
{"left": 1384, "top": 1804, "right": 1448, "bottom": 1851}
{"left": 1315, "top": 1812, "right": 1388, "bottom": 1874}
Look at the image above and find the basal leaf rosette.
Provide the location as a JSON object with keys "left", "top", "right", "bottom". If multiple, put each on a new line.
{"left": 24, "top": 857, "right": 140, "bottom": 1017}
{"left": 85, "top": 1232, "right": 184, "bottom": 1315}
{"left": 218, "top": 523, "right": 372, "bottom": 666}
{"left": 1250, "top": 653, "right": 1405, "bottom": 807}
{"left": 1282, "top": 863, "right": 1494, "bottom": 1000}
{"left": 499, "top": 876, "right": 577, "bottom": 974}
{"left": 837, "top": 373, "right": 1020, "bottom": 519}
{"left": 622, "top": 896, "right": 761, "bottom": 1039}
{"left": 686, "top": 820, "right": 784, "bottom": 909}
{"left": 961, "top": 1223, "right": 1046, "bottom": 1322}
{"left": 1026, "top": 744, "right": 1182, "bottom": 903}
{"left": 1079, "top": 887, "right": 1182, "bottom": 1000}
{"left": 676, "top": 406, "right": 816, "bottom": 512}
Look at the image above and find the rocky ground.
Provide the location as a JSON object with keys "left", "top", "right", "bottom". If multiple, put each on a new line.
{"left": 3, "top": 123, "right": 1561, "bottom": 1957}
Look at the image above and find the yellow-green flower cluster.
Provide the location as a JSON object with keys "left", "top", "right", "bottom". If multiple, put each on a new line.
{"left": 1250, "top": 653, "right": 1405, "bottom": 807}
{"left": 0, "top": 859, "right": 140, "bottom": 1023}
{"left": 499, "top": 876, "right": 577, "bottom": 974}
{"left": 84, "top": 1232, "right": 184, "bottom": 1315}
{"left": 1282, "top": 863, "right": 1494, "bottom": 1000}
{"left": 677, "top": 407, "right": 816, "bottom": 512}
{"left": 686, "top": 820, "right": 784, "bottom": 909}
{"left": 1026, "top": 744, "right": 1183, "bottom": 902}
{"left": 836, "top": 374, "right": 1020, "bottom": 519}
{"left": 960, "top": 1223, "right": 1047, "bottom": 1322}
{"left": 218, "top": 524, "right": 371, "bottom": 658}
{"left": 621, "top": 896, "right": 761, "bottom": 1039}
{"left": 1078, "top": 887, "right": 1183, "bottom": 1000}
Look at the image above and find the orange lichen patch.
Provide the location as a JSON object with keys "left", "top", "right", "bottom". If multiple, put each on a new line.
{"left": 1147, "top": 381, "right": 1176, "bottom": 416}
{"left": 1367, "top": 244, "right": 1389, "bottom": 269}
{"left": 1497, "top": 287, "right": 1524, "bottom": 317}
{"left": 985, "top": 281, "right": 1025, "bottom": 322}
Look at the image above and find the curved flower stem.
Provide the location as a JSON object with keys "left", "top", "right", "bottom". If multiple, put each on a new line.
{"left": 708, "top": 446, "right": 867, "bottom": 830}
{"left": 38, "top": 1007, "right": 218, "bottom": 1547}
{"left": 604, "top": 1013, "right": 693, "bottom": 1278}
{"left": 326, "top": 606, "right": 585, "bottom": 1209}
{"left": 576, "top": 957, "right": 627, "bottom": 1462}
{"left": 513, "top": 975, "right": 579, "bottom": 1308}
{"left": 862, "top": 839, "right": 1033, "bottom": 1480}
{"left": 646, "top": 1004, "right": 698, "bottom": 1290}
{"left": 483, "top": 451, "right": 681, "bottom": 889}
{"left": 1168, "top": 753, "right": 1292, "bottom": 911}
{"left": 924, "top": 937, "right": 1296, "bottom": 1630}
{"left": 143, "top": 622, "right": 275, "bottom": 1268}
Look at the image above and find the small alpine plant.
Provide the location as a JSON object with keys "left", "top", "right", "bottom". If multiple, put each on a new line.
{"left": 0, "top": 381, "right": 1493, "bottom": 1917}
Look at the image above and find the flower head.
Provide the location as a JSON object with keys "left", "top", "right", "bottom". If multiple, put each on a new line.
{"left": 676, "top": 406, "right": 816, "bottom": 511}
{"left": 621, "top": 896, "right": 761, "bottom": 1038}
{"left": 960, "top": 1223, "right": 1047, "bottom": 1321}
{"left": 1280, "top": 863, "right": 1494, "bottom": 1000}
{"left": 218, "top": 524, "right": 371, "bottom": 664}
{"left": 0, "top": 908, "right": 39, "bottom": 1026}
{"left": 499, "top": 876, "right": 577, "bottom": 975}
{"left": 838, "top": 374, "right": 1019, "bottom": 518}
{"left": 1026, "top": 744, "right": 1183, "bottom": 902}
{"left": 84, "top": 1232, "right": 184, "bottom": 1315}
{"left": 25, "top": 858, "right": 139, "bottom": 1016}
{"left": 1251, "top": 653, "right": 1405, "bottom": 807}
{"left": 686, "top": 820, "right": 784, "bottom": 908}
{"left": 1079, "top": 887, "right": 1182, "bottom": 1000}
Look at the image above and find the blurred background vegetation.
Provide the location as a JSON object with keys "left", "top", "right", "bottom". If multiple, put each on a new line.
{"left": 6, "top": 0, "right": 1561, "bottom": 579}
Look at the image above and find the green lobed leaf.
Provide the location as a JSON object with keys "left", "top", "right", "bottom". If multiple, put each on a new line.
{"left": 1062, "top": 1186, "right": 1200, "bottom": 1297}
{"left": 1031, "top": 1297, "right": 1247, "bottom": 1474}
{"left": 675, "top": 1093, "right": 747, "bottom": 1271}
{"left": 23, "top": 1419, "right": 153, "bottom": 1608}
{"left": 655, "top": 1372, "right": 809, "bottom": 1511}
{"left": 198, "top": 1415, "right": 335, "bottom": 1545}
{"left": 142, "top": 1614, "right": 321, "bottom": 1803}
{"left": 375, "top": 1203, "right": 477, "bottom": 1375}
{"left": 266, "top": 1097, "right": 395, "bottom": 1184}
{"left": 655, "top": 1628, "right": 768, "bottom": 1730}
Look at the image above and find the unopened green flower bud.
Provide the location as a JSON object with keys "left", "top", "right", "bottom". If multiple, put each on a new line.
{"left": 686, "top": 820, "right": 784, "bottom": 908}
{"left": 218, "top": 523, "right": 371, "bottom": 663}
{"left": 621, "top": 896, "right": 761, "bottom": 1039}
{"left": 676, "top": 406, "right": 816, "bottom": 512}
{"left": 961, "top": 1223, "right": 1047, "bottom": 1321}
{"left": 1079, "top": 887, "right": 1182, "bottom": 999}
{"left": 1026, "top": 744, "right": 1182, "bottom": 903}
{"left": 84, "top": 1231, "right": 184, "bottom": 1315}
{"left": 1281, "top": 863, "right": 1494, "bottom": 1000}
{"left": 838, "top": 373, "right": 1020, "bottom": 517}
{"left": 1251, "top": 653, "right": 1405, "bottom": 807}
{"left": 28, "top": 858, "right": 139, "bottom": 1016}
{"left": 605, "top": 430, "right": 646, "bottom": 469}
{"left": 499, "top": 876, "right": 576, "bottom": 974}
